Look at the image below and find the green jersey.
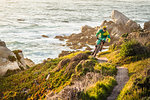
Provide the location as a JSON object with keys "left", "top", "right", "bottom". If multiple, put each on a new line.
{"left": 96, "top": 29, "right": 110, "bottom": 39}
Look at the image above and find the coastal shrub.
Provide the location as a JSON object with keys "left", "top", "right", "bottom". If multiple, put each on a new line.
{"left": 109, "top": 43, "right": 119, "bottom": 51}
{"left": 120, "top": 40, "right": 146, "bottom": 57}
{"left": 81, "top": 76, "right": 117, "bottom": 100}
{"left": 8, "top": 55, "right": 16, "bottom": 62}
{"left": 121, "top": 33, "right": 129, "bottom": 38}
{"left": 13, "top": 50, "right": 22, "bottom": 61}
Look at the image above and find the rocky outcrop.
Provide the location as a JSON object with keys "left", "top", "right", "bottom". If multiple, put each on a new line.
{"left": 0, "top": 41, "right": 19, "bottom": 76}
{"left": 144, "top": 21, "right": 150, "bottom": 31}
{"left": 58, "top": 51, "right": 76, "bottom": 57}
{"left": 55, "top": 25, "right": 97, "bottom": 49}
{"left": 0, "top": 40, "right": 6, "bottom": 47}
{"left": 100, "top": 10, "right": 141, "bottom": 38}
{"left": 111, "top": 10, "right": 129, "bottom": 25}
{"left": 24, "top": 58, "right": 35, "bottom": 67}
{"left": 55, "top": 10, "right": 141, "bottom": 50}
{"left": 13, "top": 50, "right": 28, "bottom": 70}
{"left": 0, "top": 40, "right": 27, "bottom": 76}
{"left": 42, "top": 35, "right": 49, "bottom": 38}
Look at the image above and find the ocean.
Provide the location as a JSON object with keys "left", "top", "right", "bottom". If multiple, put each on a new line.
{"left": 0, "top": 0, "right": 150, "bottom": 63}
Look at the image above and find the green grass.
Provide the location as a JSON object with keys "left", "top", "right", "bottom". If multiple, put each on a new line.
{"left": 94, "top": 63, "right": 117, "bottom": 76}
{"left": 81, "top": 76, "right": 117, "bottom": 100}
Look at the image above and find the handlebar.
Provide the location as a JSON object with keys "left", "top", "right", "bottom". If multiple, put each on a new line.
{"left": 97, "top": 38, "right": 106, "bottom": 43}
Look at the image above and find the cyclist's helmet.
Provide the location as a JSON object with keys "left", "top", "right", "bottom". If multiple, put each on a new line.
{"left": 103, "top": 26, "right": 107, "bottom": 30}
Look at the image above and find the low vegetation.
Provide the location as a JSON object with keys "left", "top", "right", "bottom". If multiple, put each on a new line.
{"left": 80, "top": 63, "right": 117, "bottom": 100}
{"left": 81, "top": 76, "right": 116, "bottom": 100}
{"left": 0, "top": 51, "right": 117, "bottom": 100}
{"left": 98, "top": 31, "right": 150, "bottom": 100}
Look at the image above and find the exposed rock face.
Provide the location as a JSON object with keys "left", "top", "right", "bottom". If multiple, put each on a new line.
{"left": 0, "top": 40, "right": 27, "bottom": 76}
{"left": 0, "top": 41, "right": 20, "bottom": 76}
{"left": 55, "top": 10, "right": 141, "bottom": 50}
{"left": 144, "top": 21, "right": 150, "bottom": 31}
{"left": 111, "top": 10, "right": 129, "bottom": 25}
{"left": 13, "top": 50, "right": 28, "bottom": 69}
{"left": 0, "top": 40, "right": 6, "bottom": 47}
{"left": 24, "top": 58, "right": 35, "bottom": 67}
{"left": 127, "top": 31, "right": 150, "bottom": 46}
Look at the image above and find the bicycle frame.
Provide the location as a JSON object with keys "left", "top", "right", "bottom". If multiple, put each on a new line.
{"left": 93, "top": 40, "right": 105, "bottom": 57}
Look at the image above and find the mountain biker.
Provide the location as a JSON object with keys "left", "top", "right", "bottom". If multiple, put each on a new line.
{"left": 92, "top": 26, "right": 111, "bottom": 55}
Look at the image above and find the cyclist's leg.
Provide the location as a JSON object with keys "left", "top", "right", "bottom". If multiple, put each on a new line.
{"left": 100, "top": 40, "right": 105, "bottom": 51}
{"left": 91, "top": 45, "right": 97, "bottom": 55}
{"left": 92, "top": 39, "right": 101, "bottom": 55}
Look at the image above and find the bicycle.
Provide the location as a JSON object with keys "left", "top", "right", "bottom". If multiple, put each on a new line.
{"left": 92, "top": 39, "right": 105, "bottom": 57}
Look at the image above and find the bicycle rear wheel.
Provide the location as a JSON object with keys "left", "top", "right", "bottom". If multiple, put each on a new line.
{"left": 93, "top": 44, "right": 100, "bottom": 57}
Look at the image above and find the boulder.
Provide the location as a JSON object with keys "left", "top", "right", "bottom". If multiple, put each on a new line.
{"left": 0, "top": 40, "right": 27, "bottom": 76}
{"left": 42, "top": 35, "right": 49, "bottom": 38}
{"left": 125, "top": 20, "right": 141, "bottom": 32}
{"left": 81, "top": 25, "right": 93, "bottom": 33}
{"left": 0, "top": 44, "right": 20, "bottom": 76}
{"left": 111, "top": 10, "right": 129, "bottom": 25}
{"left": 13, "top": 50, "right": 27, "bottom": 69}
{"left": 0, "top": 61, "right": 20, "bottom": 76}
{"left": 144, "top": 21, "right": 150, "bottom": 31}
{"left": 0, "top": 40, "right": 6, "bottom": 47}
{"left": 24, "top": 58, "right": 35, "bottom": 67}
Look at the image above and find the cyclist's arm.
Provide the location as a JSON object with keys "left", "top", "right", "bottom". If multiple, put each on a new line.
{"left": 107, "top": 34, "right": 110, "bottom": 39}
{"left": 96, "top": 30, "right": 101, "bottom": 39}
{"left": 106, "top": 31, "right": 111, "bottom": 42}
{"left": 106, "top": 31, "right": 110, "bottom": 39}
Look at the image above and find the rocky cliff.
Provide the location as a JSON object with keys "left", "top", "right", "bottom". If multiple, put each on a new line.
{"left": 0, "top": 40, "right": 28, "bottom": 76}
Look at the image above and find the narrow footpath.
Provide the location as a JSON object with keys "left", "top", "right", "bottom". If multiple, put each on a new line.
{"left": 97, "top": 57, "right": 129, "bottom": 100}
{"left": 107, "top": 66, "right": 129, "bottom": 100}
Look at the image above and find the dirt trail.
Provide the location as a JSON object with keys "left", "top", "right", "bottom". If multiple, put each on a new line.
{"left": 107, "top": 66, "right": 129, "bottom": 100}
{"left": 97, "top": 57, "right": 108, "bottom": 63}
{"left": 97, "top": 57, "right": 129, "bottom": 100}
